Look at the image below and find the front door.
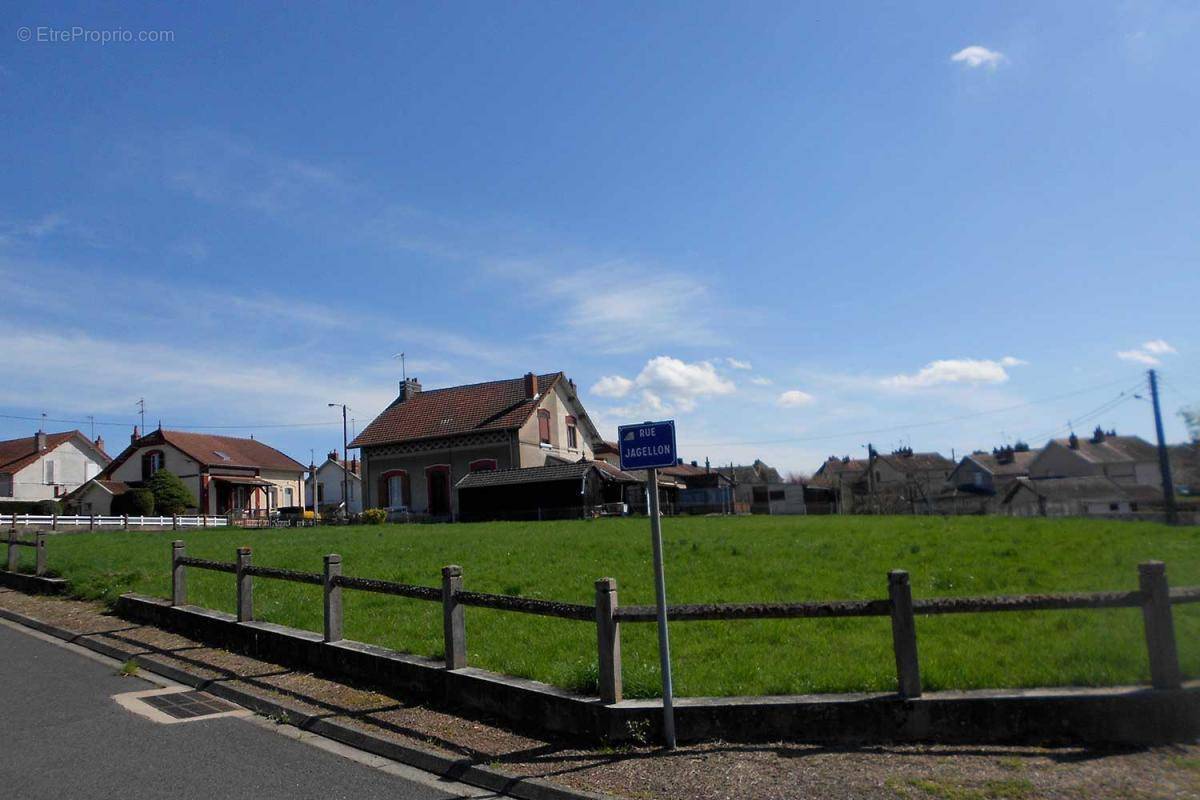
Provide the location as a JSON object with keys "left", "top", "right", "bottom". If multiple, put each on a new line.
{"left": 427, "top": 467, "right": 451, "bottom": 516}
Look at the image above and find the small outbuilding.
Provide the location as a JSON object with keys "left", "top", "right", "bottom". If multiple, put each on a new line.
{"left": 455, "top": 460, "right": 639, "bottom": 522}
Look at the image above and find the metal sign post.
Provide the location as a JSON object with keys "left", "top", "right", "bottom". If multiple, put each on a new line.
{"left": 645, "top": 466, "right": 676, "bottom": 748}
{"left": 618, "top": 420, "right": 677, "bottom": 749}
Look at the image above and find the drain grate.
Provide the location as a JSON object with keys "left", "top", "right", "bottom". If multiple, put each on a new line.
{"left": 140, "top": 690, "right": 236, "bottom": 720}
{"left": 114, "top": 687, "right": 250, "bottom": 724}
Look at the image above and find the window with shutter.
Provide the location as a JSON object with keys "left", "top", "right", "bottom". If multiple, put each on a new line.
{"left": 565, "top": 415, "right": 578, "bottom": 449}
{"left": 538, "top": 409, "right": 551, "bottom": 444}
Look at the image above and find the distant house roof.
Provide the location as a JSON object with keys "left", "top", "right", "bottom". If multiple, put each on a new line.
{"left": 594, "top": 440, "right": 620, "bottom": 456}
{"left": 962, "top": 449, "right": 1040, "bottom": 478}
{"left": 1002, "top": 476, "right": 1161, "bottom": 505}
{"left": 0, "top": 430, "right": 110, "bottom": 475}
{"left": 715, "top": 460, "right": 784, "bottom": 485}
{"left": 319, "top": 456, "right": 362, "bottom": 479}
{"left": 814, "top": 457, "right": 869, "bottom": 481}
{"left": 1047, "top": 434, "right": 1158, "bottom": 465}
{"left": 875, "top": 451, "right": 955, "bottom": 474}
{"left": 455, "top": 460, "right": 638, "bottom": 490}
{"left": 350, "top": 372, "right": 582, "bottom": 448}
{"left": 104, "top": 429, "right": 305, "bottom": 475}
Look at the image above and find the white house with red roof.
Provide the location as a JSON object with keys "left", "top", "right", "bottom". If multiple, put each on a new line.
{"left": 0, "top": 429, "right": 111, "bottom": 503}
{"left": 309, "top": 450, "right": 363, "bottom": 514}
{"left": 350, "top": 372, "right": 602, "bottom": 518}
{"left": 96, "top": 427, "right": 307, "bottom": 516}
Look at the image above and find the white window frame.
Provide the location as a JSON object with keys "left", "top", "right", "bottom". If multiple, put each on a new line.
{"left": 44, "top": 460, "right": 56, "bottom": 485}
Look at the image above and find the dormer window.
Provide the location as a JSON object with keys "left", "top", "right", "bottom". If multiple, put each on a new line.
{"left": 538, "top": 409, "right": 551, "bottom": 445}
{"left": 565, "top": 415, "right": 578, "bottom": 449}
{"left": 142, "top": 450, "right": 165, "bottom": 480}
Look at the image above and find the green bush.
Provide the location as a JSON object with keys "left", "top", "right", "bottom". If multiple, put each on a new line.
{"left": 113, "top": 488, "right": 155, "bottom": 516}
{"left": 32, "top": 499, "right": 63, "bottom": 515}
{"left": 144, "top": 470, "right": 196, "bottom": 515}
{"left": 360, "top": 507, "right": 387, "bottom": 525}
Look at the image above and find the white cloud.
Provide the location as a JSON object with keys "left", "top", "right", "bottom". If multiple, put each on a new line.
{"left": 594, "top": 356, "right": 735, "bottom": 415}
{"left": 882, "top": 357, "right": 1025, "bottom": 390}
{"left": 1116, "top": 339, "right": 1177, "bottom": 366}
{"left": 590, "top": 375, "right": 635, "bottom": 398}
{"left": 750, "top": 376, "right": 773, "bottom": 386}
{"left": 777, "top": 390, "right": 816, "bottom": 408}
{"left": 950, "top": 45, "right": 1006, "bottom": 70}
{"left": 1117, "top": 349, "right": 1160, "bottom": 365}
{"left": 1143, "top": 339, "right": 1176, "bottom": 355}
{"left": 726, "top": 358, "right": 752, "bottom": 370}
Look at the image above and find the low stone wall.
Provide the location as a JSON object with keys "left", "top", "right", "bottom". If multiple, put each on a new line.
{"left": 0, "top": 570, "right": 67, "bottom": 595}
{"left": 114, "top": 592, "right": 1200, "bottom": 746}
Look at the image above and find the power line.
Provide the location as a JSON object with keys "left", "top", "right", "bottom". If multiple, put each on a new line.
{"left": 689, "top": 376, "right": 1139, "bottom": 448}
{"left": 0, "top": 413, "right": 341, "bottom": 431}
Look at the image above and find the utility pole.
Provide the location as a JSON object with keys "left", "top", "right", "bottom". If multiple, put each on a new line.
{"left": 329, "top": 404, "right": 350, "bottom": 519}
{"left": 1148, "top": 370, "right": 1178, "bottom": 524}
{"left": 136, "top": 398, "right": 145, "bottom": 433}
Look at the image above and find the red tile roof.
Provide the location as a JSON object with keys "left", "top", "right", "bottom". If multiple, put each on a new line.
{"left": 104, "top": 429, "right": 305, "bottom": 475}
{"left": 0, "top": 431, "right": 107, "bottom": 475}
{"left": 350, "top": 372, "right": 564, "bottom": 449}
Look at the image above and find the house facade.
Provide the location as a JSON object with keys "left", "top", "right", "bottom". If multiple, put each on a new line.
{"left": 350, "top": 372, "right": 602, "bottom": 518}
{"left": 1027, "top": 429, "right": 1160, "bottom": 487}
{"left": 1001, "top": 475, "right": 1161, "bottom": 518}
{"left": 715, "top": 460, "right": 805, "bottom": 514}
{"left": 0, "top": 430, "right": 111, "bottom": 504}
{"left": 939, "top": 445, "right": 1041, "bottom": 514}
{"left": 812, "top": 456, "right": 869, "bottom": 513}
{"left": 860, "top": 448, "right": 955, "bottom": 514}
{"left": 99, "top": 427, "right": 306, "bottom": 516}
{"left": 309, "top": 451, "right": 363, "bottom": 513}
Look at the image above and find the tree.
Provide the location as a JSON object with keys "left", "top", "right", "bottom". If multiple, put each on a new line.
{"left": 1182, "top": 406, "right": 1200, "bottom": 444}
{"left": 113, "top": 488, "right": 155, "bottom": 516}
{"left": 145, "top": 469, "right": 197, "bottom": 515}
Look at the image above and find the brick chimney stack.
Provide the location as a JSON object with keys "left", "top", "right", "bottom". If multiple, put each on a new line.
{"left": 131, "top": 425, "right": 140, "bottom": 444}
{"left": 399, "top": 378, "right": 422, "bottom": 402}
{"left": 35, "top": 430, "right": 47, "bottom": 451}
{"left": 350, "top": 456, "right": 358, "bottom": 474}
{"left": 94, "top": 435, "right": 105, "bottom": 454}
{"left": 328, "top": 450, "right": 339, "bottom": 462}
{"left": 524, "top": 372, "right": 539, "bottom": 399}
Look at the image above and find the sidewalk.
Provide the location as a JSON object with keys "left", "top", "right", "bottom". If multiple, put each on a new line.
{"left": 1, "top": 587, "right": 1197, "bottom": 800}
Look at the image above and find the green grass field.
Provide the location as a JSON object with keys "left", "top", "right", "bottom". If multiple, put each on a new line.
{"left": 20, "top": 515, "right": 1200, "bottom": 698}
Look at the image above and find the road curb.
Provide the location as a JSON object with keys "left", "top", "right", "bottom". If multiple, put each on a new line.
{"left": 0, "top": 603, "right": 614, "bottom": 800}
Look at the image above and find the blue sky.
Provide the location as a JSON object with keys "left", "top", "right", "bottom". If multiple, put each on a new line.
{"left": 1, "top": 2, "right": 1197, "bottom": 472}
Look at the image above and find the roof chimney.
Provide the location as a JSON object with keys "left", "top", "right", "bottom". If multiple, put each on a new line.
{"left": 1091, "top": 426, "right": 1105, "bottom": 444}
{"left": 1068, "top": 432, "right": 1079, "bottom": 450}
{"left": 524, "top": 372, "right": 539, "bottom": 399}
{"left": 328, "top": 450, "right": 339, "bottom": 462}
{"left": 350, "top": 456, "right": 358, "bottom": 474}
{"left": 94, "top": 435, "right": 105, "bottom": 454}
{"left": 35, "top": 430, "right": 47, "bottom": 451}
{"left": 399, "top": 377, "right": 422, "bottom": 402}
{"left": 130, "top": 425, "right": 140, "bottom": 445}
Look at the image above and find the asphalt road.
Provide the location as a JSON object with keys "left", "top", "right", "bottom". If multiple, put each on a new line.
{"left": 0, "top": 621, "right": 466, "bottom": 800}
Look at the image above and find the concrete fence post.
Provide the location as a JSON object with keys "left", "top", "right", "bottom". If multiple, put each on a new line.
{"left": 595, "top": 577, "right": 623, "bottom": 703}
{"left": 34, "top": 532, "right": 47, "bottom": 577}
{"left": 441, "top": 565, "right": 466, "bottom": 670}
{"left": 888, "top": 570, "right": 922, "bottom": 699}
{"left": 171, "top": 540, "right": 187, "bottom": 606}
{"left": 1139, "top": 561, "right": 1181, "bottom": 690}
{"left": 6, "top": 529, "right": 17, "bottom": 572}
{"left": 236, "top": 546, "right": 253, "bottom": 622}
{"left": 323, "top": 554, "right": 343, "bottom": 642}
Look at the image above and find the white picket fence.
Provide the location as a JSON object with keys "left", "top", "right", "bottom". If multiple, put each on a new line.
{"left": 0, "top": 514, "right": 229, "bottom": 530}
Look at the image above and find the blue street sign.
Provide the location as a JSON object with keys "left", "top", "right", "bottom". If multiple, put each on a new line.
{"left": 618, "top": 420, "right": 677, "bottom": 471}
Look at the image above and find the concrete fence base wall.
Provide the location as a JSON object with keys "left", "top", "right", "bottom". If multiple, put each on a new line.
{"left": 113, "top": 592, "right": 1200, "bottom": 746}
{"left": 0, "top": 570, "right": 68, "bottom": 595}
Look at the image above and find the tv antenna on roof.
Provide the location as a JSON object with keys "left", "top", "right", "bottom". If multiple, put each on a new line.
{"left": 136, "top": 398, "right": 145, "bottom": 433}
{"left": 393, "top": 352, "right": 407, "bottom": 382}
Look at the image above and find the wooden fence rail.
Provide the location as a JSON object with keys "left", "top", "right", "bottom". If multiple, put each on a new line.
{"left": 162, "top": 542, "right": 1199, "bottom": 705}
